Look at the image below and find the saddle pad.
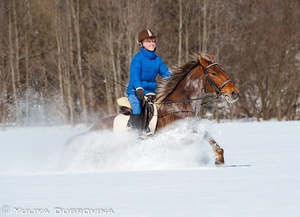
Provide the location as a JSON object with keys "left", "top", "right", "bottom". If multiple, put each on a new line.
{"left": 117, "top": 97, "right": 132, "bottom": 109}
{"left": 113, "top": 103, "right": 158, "bottom": 135}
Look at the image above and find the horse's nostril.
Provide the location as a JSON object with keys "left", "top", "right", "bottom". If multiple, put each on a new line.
{"left": 232, "top": 91, "right": 239, "bottom": 99}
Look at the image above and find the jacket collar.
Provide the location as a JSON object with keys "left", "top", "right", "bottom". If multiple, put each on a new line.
{"left": 140, "top": 47, "right": 156, "bottom": 60}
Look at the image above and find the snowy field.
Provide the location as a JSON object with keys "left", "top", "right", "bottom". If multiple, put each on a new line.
{"left": 0, "top": 120, "right": 299, "bottom": 217}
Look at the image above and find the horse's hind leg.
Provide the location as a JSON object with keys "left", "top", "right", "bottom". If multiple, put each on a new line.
{"left": 89, "top": 116, "right": 115, "bottom": 131}
{"left": 204, "top": 132, "right": 225, "bottom": 165}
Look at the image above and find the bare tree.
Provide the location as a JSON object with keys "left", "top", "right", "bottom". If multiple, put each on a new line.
{"left": 1, "top": 0, "right": 299, "bottom": 126}
{"left": 8, "top": 0, "right": 19, "bottom": 123}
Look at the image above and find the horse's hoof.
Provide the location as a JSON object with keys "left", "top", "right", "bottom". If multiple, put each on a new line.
{"left": 215, "top": 159, "right": 224, "bottom": 165}
{"left": 214, "top": 147, "right": 225, "bottom": 165}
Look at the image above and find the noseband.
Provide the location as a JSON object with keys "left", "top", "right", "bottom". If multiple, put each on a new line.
{"left": 201, "top": 62, "right": 231, "bottom": 96}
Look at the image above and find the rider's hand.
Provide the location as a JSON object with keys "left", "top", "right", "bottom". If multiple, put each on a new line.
{"left": 136, "top": 88, "right": 144, "bottom": 99}
{"left": 146, "top": 94, "right": 156, "bottom": 102}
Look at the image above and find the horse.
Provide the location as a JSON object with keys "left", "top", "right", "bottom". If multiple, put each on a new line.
{"left": 89, "top": 53, "right": 239, "bottom": 165}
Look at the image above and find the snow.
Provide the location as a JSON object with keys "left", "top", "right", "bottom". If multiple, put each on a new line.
{"left": 0, "top": 120, "right": 299, "bottom": 217}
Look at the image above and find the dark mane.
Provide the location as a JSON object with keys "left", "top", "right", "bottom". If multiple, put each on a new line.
{"left": 156, "top": 53, "right": 211, "bottom": 103}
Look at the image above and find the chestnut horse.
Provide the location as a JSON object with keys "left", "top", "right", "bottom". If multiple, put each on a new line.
{"left": 90, "top": 53, "right": 239, "bottom": 165}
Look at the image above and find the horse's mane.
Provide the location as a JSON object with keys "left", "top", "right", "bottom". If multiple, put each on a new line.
{"left": 156, "top": 53, "right": 213, "bottom": 103}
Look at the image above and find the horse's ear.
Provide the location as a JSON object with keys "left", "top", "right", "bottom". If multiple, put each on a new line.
{"left": 199, "top": 54, "right": 210, "bottom": 66}
{"left": 209, "top": 53, "right": 215, "bottom": 60}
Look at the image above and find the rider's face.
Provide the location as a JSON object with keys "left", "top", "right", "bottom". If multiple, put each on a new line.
{"left": 141, "top": 38, "right": 156, "bottom": 51}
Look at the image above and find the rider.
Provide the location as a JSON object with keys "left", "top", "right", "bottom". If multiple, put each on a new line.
{"left": 126, "top": 29, "right": 171, "bottom": 135}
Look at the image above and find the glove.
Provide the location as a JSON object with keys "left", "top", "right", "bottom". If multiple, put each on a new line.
{"left": 136, "top": 88, "right": 144, "bottom": 99}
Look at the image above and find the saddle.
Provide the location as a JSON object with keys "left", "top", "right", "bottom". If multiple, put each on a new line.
{"left": 116, "top": 95, "right": 157, "bottom": 134}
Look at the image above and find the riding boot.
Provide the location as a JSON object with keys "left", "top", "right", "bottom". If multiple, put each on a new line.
{"left": 141, "top": 109, "right": 151, "bottom": 136}
{"left": 141, "top": 99, "right": 152, "bottom": 136}
{"left": 130, "top": 114, "right": 141, "bottom": 131}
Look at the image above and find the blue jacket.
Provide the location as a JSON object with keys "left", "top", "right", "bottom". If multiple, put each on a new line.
{"left": 126, "top": 47, "right": 171, "bottom": 95}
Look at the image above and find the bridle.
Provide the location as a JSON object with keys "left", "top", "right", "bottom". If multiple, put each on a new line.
{"left": 201, "top": 62, "right": 232, "bottom": 97}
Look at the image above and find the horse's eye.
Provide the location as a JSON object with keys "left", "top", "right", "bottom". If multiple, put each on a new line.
{"left": 211, "top": 72, "right": 218, "bottom": 76}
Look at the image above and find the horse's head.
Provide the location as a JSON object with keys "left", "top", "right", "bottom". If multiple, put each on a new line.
{"left": 199, "top": 53, "right": 239, "bottom": 103}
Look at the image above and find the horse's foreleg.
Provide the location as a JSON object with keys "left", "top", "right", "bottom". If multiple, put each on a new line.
{"left": 204, "top": 131, "right": 225, "bottom": 165}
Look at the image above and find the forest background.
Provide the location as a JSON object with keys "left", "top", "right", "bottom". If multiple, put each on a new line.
{"left": 0, "top": 0, "right": 299, "bottom": 126}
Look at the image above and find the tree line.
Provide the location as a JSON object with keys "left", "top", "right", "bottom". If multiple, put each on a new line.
{"left": 0, "top": 0, "right": 299, "bottom": 126}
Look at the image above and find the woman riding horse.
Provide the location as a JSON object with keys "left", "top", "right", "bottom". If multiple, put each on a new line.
{"left": 126, "top": 29, "right": 172, "bottom": 136}
{"left": 90, "top": 53, "right": 239, "bottom": 165}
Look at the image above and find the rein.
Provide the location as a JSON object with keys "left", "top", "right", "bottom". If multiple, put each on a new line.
{"left": 155, "top": 94, "right": 217, "bottom": 105}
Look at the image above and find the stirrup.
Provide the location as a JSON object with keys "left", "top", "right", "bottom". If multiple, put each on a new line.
{"left": 142, "top": 126, "right": 152, "bottom": 136}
